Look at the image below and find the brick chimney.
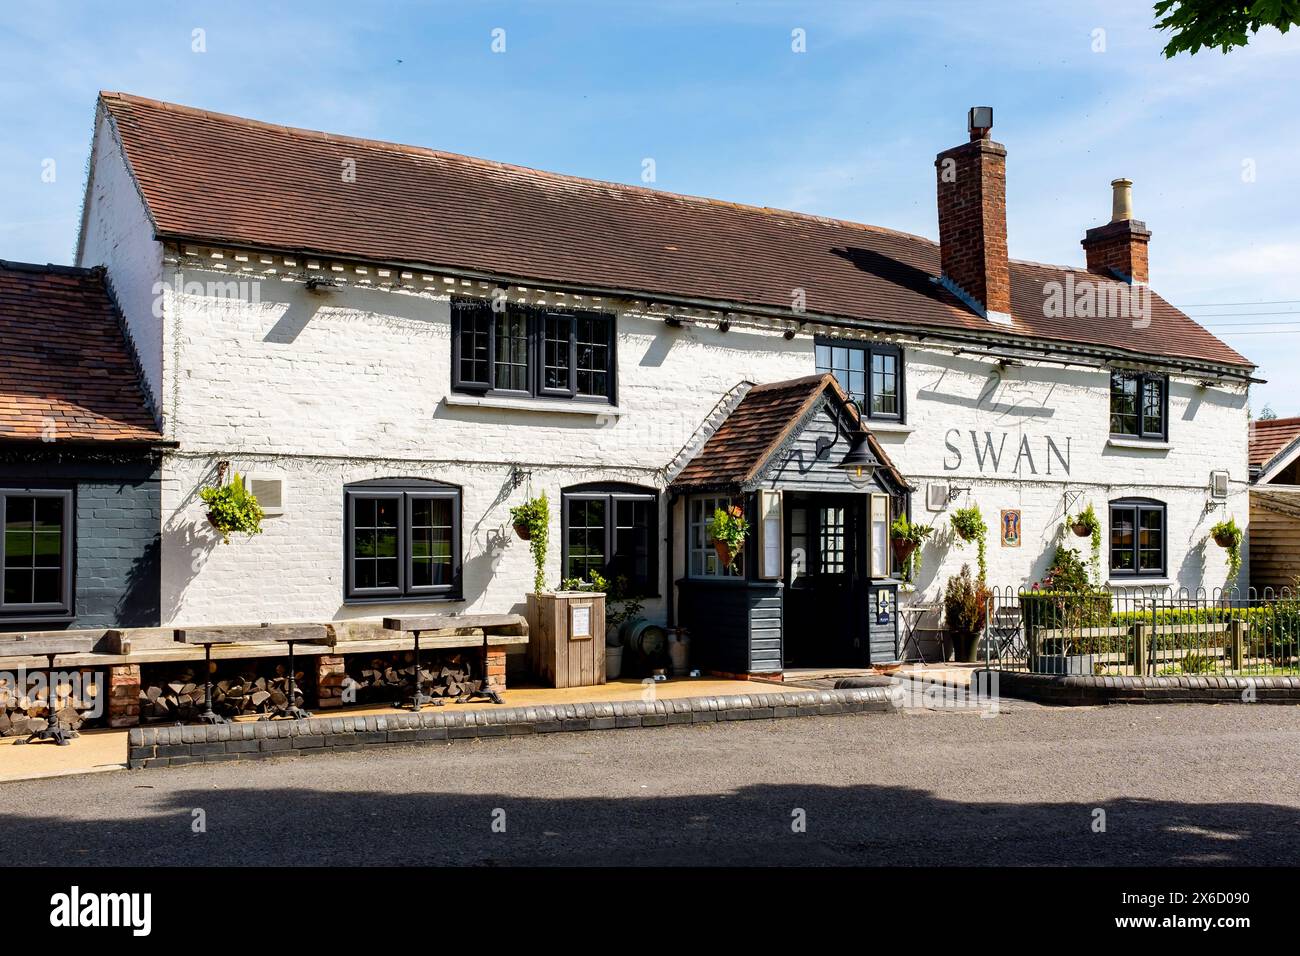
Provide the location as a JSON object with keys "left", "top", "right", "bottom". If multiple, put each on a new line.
{"left": 1081, "top": 179, "right": 1151, "bottom": 284}
{"left": 935, "top": 107, "right": 1012, "bottom": 325}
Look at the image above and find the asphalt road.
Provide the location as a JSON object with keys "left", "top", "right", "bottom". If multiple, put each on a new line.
{"left": 4, "top": 699, "right": 1300, "bottom": 866}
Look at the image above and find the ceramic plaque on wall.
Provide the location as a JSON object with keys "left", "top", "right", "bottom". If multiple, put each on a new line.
{"left": 1000, "top": 509, "right": 1021, "bottom": 548}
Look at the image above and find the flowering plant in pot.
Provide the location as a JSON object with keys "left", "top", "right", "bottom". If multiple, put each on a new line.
{"left": 510, "top": 493, "right": 549, "bottom": 593}
{"left": 889, "top": 513, "right": 933, "bottom": 584}
{"left": 199, "top": 472, "right": 265, "bottom": 544}
{"left": 706, "top": 504, "right": 749, "bottom": 569}
{"left": 1210, "top": 517, "right": 1243, "bottom": 582}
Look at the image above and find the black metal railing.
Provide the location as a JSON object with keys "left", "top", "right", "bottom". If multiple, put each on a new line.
{"left": 983, "top": 586, "right": 1300, "bottom": 677}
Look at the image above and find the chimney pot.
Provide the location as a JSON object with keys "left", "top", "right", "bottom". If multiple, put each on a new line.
{"left": 1110, "top": 178, "right": 1134, "bottom": 223}
{"left": 1082, "top": 178, "right": 1151, "bottom": 284}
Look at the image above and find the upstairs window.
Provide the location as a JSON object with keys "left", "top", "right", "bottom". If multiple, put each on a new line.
{"left": 1109, "top": 498, "right": 1166, "bottom": 578}
{"left": 345, "top": 480, "right": 462, "bottom": 602}
{"left": 452, "top": 298, "right": 616, "bottom": 403}
{"left": 815, "top": 339, "right": 904, "bottom": 421}
{"left": 1, "top": 489, "right": 73, "bottom": 620}
{"left": 561, "top": 485, "right": 658, "bottom": 594}
{"left": 1110, "top": 371, "right": 1167, "bottom": 440}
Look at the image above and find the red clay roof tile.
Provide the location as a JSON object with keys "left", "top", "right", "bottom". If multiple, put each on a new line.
{"left": 98, "top": 91, "right": 1252, "bottom": 372}
{"left": 1250, "top": 416, "right": 1300, "bottom": 469}
{"left": 0, "top": 261, "right": 162, "bottom": 444}
{"left": 673, "top": 374, "right": 904, "bottom": 490}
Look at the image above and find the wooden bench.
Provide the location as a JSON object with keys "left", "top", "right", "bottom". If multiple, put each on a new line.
{"left": 0, "top": 632, "right": 100, "bottom": 745}
{"left": 380, "top": 614, "right": 528, "bottom": 709}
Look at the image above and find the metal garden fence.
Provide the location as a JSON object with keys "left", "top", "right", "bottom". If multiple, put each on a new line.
{"left": 983, "top": 586, "right": 1300, "bottom": 677}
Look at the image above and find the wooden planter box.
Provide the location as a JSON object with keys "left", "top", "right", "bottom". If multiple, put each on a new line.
{"left": 526, "top": 592, "right": 606, "bottom": 688}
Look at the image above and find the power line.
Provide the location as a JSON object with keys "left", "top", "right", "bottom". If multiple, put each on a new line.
{"left": 1213, "top": 329, "right": 1300, "bottom": 336}
{"left": 1192, "top": 311, "right": 1300, "bottom": 319}
{"left": 1203, "top": 319, "right": 1300, "bottom": 328}
{"left": 1182, "top": 299, "right": 1300, "bottom": 308}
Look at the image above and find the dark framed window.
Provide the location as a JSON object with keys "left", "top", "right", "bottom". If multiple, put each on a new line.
{"left": 345, "top": 480, "right": 462, "bottom": 602}
{"left": 1110, "top": 371, "right": 1167, "bottom": 440}
{"left": 1, "top": 488, "right": 74, "bottom": 621}
{"left": 452, "top": 298, "right": 616, "bottom": 403}
{"left": 815, "top": 339, "right": 904, "bottom": 421}
{"left": 561, "top": 484, "right": 658, "bottom": 594}
{"left": 688, "top": 495, "right": 744, "bottom": 579}
{"left": 1109, "top": 498, "right": 1166, "bottom": 578}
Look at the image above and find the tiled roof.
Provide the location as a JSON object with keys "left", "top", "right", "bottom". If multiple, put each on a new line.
{"left": 1250, "top": 416, "right": 1300, "bottom": 469}
{"left": 0, "top": 261, "right": 162, "bottom": 444}
{"left": 97, "top": 92, "right": 1252, "bottom": 372}
{"left": 672, "top": 374, "right": 904, "bottom": 490}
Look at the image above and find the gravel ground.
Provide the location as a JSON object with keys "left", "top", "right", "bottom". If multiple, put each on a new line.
{"left": 4, "top": 700, "right": 1299, "bottom": 866}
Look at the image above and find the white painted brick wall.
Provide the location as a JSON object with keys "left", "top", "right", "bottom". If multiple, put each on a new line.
{"left": 875, "top": 349, "right": 1251, "bottom": 598}
{"left": 75, "top": 110, "right": 165, "bottom": 426}
{"left": 153, "top": 259, "right": 1250, "bottom": 625}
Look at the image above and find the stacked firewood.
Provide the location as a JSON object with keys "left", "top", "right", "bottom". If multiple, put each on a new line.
{"left": 0, "top": 672, "right": 98, "bottom": 737}
{"left": 349, "top": 651, "right": 482, "bottom": 702}
{"left": 139, "top": 664, "right": 306, "bottom": 722}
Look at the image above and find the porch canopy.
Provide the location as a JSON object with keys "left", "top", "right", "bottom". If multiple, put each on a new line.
{"left": 669, "top": 374, "right": 911, "bottom": 676}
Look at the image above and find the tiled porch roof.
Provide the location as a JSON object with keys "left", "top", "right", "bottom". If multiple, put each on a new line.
{"left": 671, "top": 374, "right": 905, "bottom": 491}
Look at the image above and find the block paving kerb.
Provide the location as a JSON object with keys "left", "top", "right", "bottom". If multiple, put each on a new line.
{"left": 126, "top": 686, "right": 897, "bottom": 769}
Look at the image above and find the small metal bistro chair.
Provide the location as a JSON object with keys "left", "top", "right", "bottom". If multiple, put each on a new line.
{"left": 898, "top": 602, "right": 941, "bottom": 664}
{"left": 987, "top": 603, "right": 1026, "bottom": 666}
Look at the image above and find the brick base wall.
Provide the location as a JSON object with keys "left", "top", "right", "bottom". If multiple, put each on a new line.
{"left": 107, "top": 663, "right": 141, "bottom": 728}
{"left": 485, "top": 647, "right": 506, "bottom": 691}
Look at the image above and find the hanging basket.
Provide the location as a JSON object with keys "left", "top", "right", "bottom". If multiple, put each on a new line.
{"left": 1071, "top": 521, "right": 1092, "bottom": 538}
{"left": 891, "top": 538, "right": 918, "bottom": 566}
{"left": 512, "top": 521, "right": 532, "bottom": 541}
{"left": 713, "top": 539, "right": 735, "bottom": 568}
{"left": 1213, "top": 531, "right": 1237, "bottom": 549}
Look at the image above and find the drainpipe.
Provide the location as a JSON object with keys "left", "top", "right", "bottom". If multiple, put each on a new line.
{"left": 666, "top": 492, "right": 676, "bottom": 626}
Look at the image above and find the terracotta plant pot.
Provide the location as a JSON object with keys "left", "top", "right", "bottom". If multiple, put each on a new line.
{"left": 891, "top": 538, "right": 918, "bottom": 567}
{"left": 1214, "top": 532, "right": 1237, "bottom": 549}
{"left": 713, "top": 539, "right": 735, "bottom": 568}
{"left": 513, "top": 521, "right": 531, "bottom": 541}
{"left": 1071, "top": 522, "right": 1092, "bottom": 538}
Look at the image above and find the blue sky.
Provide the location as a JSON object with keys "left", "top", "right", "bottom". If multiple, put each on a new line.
{"left": 2, "top": 1, "right": 1297, "bottom": 410}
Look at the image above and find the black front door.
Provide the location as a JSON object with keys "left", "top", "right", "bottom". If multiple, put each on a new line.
{"left": 782, "top": 494, "right": 868, "bottom": 667}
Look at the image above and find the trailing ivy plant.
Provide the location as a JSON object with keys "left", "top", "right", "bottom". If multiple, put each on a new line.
{"left": 1070, "top": 503, "right": 1103, "bottom": 585}
{"left": 510, "top": 493, "right": 550, "bottom": 593}
{"left": 889, "top": 513, "right": 934, "bottom": 586}
{"left": 950, "top": 505, "right": 989, "bottom": 584}
{"left": 1210, "top": 516, "right": 1243, "bottom": 585}
{"left": 200, "top": 472, "right": 266, "bottom": 544}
